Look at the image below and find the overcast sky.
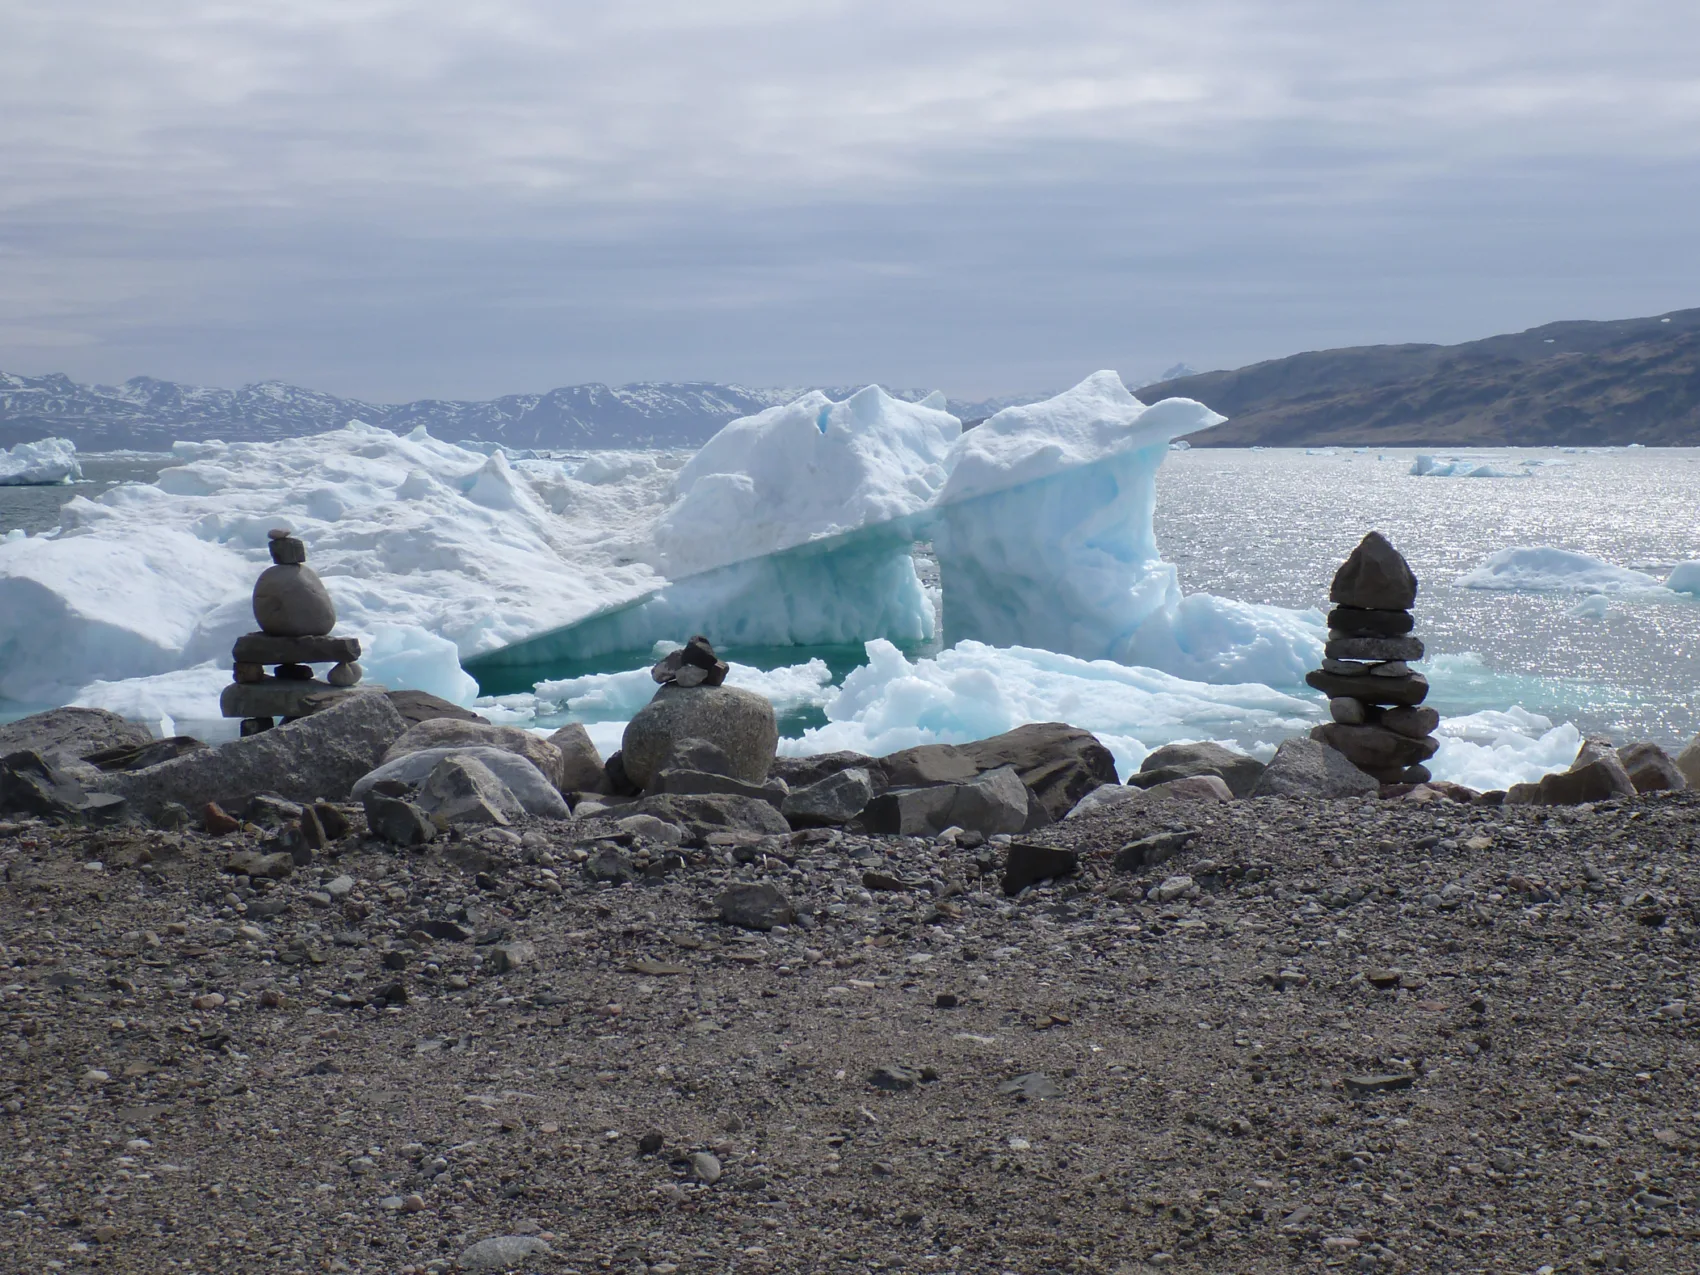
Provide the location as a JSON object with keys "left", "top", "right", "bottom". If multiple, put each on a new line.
{"left": 4, "top": 1, "right": 1699, "bottom": 401}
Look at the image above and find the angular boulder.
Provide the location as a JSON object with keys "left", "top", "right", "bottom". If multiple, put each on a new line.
{"left": 781, "top": 767, "right": 875, "bottom": 827}
{"left": 1532, "top": 754, "right": 1637, "bottom": 805}
{"left": 381, "top": 718, "right": 565, "bottom": 792}
{"left": 1131, "top": 741, "right": 1265, "bottom": 798}
{"left": 955, "top": 723, "right": 1118, "bottom": 821}
{"left": 879, "top": 743, "right": 979, "bottom": 787}
{"left": 1330, "top": 531, "right": 1418, "bottom": 611}
{"left": 862, "top": 766, "right": 1029, "bottom": 837}
{"left": 383, "top": 689, "right": 486, "bottom": 727}
{"left": 717, "top": 883, "right": 794, "bottom": 931}
{"left": 621, "top": 685, "right": 778, "bottom": 788}
{"left": 628, "top": 792, "right": 791, "bottom": 841}
{"left": 544, "top": 722, "right": 605, "bottom": 794}
{"left": 1676, "top": 734, "right": 1700, "bottom": 790}
{"left": 94, "top": 692, "right": 406, "bottom": 824}
{"left": 0, "top": 750, "right": 127, "bottom": 825}
{"left": 1248, "top": 737, "right": 1379, "bottom": 799}
{"left": 361, "top": 791, "right": 437, "bottom": 846}
{"left": 416, "top": 755, "right": 524, "bottom": 827}
{"left": 770, "top": 751, "right": 886, "bottom": 792}
{"left": 652, "top": 767, "right": 788, "bottom": 807}
{"left": 352, "top": 746, "right": 570, "bottom": 819}
{"left": 1616, "top": 741, "right": 1687, "bottom": 794}
{"left": 0, "top": 707, "right": 154, "bottom": 763}
{"left": 1002, "top": 843, "right": 1079, "bottom": 895}
{"left": 1066, "top": 773, "right": 1233, "bottom": 819}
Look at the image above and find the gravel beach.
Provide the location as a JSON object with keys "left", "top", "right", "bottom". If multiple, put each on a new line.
{"left": 3, "top": 790, "right": 1697, "bottom": 1274}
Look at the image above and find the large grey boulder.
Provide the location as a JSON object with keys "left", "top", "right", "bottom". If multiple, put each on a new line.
{"left": 0, "top": 707, "right": 154, "bottom": 763}
{"left": 1067, "top": 774, "right": 1232, "bottom": 819}
{"left": 1677, "top": 734, "right": 1700, "bottom": 790}
{"left": 1248, "top": 737, "right": 1379, "bottom": 799}
{"left": 383, "top": 690, "right": 486, "bottom": 727}
{"left": 545, "top": 722, "right": 605, "bottom": 793}
{"left": 95, "top": 692, "right": 406, "bottom": 823}
{"left": 770, "top": 750, "right": 886, "bottom": 792}
{"left": 381, "top": 717, "right": 565, "bottom": 791}
{"left": 0, "top": 750, "right": 127, "bottom": 825}
{"left": 653, "top": 767, "right": 788, "bottom": 807}
{"left": 1616, "top": 740, "right": 1687, "bottom": 794}
{"left": 416, "top": 755, "right": 524, "bottom": 827}
{"left": 1132, "top": 741, "right": 1265, "bottom": 798}
{"left": 862, "top": 766, "right": 1030, "bottom": 837}
{"left": 352, "top": 746, "right": 570, "bottom": 819}
{"left": 1330, "top": 531, "right": 1418, "bottom": 611}
{"left": 955, "top": 723, "right": 1118, "bottom": 821}
{"left": 781, "top": 767, "right": 874, "bottom": 827}
{"left": 627, "top": 792, "right": 791, "bottom": 841}
{"left": 621, "top": 685, "right": 778, "bottom": 788}
{"left": 1506, "top": 754, "right": 1637, "bottom": 806}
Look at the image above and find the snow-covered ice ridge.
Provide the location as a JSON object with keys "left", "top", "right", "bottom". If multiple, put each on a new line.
{"left": 0, "top": 371, "right": 1322, "bottom": 708}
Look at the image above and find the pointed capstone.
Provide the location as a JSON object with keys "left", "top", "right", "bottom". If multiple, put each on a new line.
{"left": 1330, "top": 532, "right": 1418, "bottom": 611}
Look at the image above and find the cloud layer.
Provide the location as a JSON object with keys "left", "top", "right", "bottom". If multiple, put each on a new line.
{"left": 4, "top": 1, "right": 1699, "bottom": 397}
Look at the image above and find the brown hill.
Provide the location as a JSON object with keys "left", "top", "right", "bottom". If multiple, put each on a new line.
{"left": 1143, "top": 307, "right": 1700, "bottom": 447}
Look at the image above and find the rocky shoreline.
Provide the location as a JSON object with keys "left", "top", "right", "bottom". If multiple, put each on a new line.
{"left": 3, "top": 669, "right": 1700, "bottom": 1272}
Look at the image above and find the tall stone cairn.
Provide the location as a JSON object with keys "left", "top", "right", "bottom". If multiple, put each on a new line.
{"left": 220, "top": 529, "right": 364, "bottom": 735}
{"left": 1303, "top": 531, "right": 1439, "bottom": 785}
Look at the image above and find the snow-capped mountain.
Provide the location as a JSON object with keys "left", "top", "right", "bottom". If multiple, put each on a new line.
{"left": 0, "top": 371, "right": 1035, "bottom": 451}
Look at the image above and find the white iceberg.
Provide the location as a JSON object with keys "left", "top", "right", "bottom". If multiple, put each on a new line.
{"left": 1410, "top": 454, "right": 1527, "bottom": 478}
{"left": 1666, "top": 562, "right": 1700, "bottom": 595}
{"left": 0, "top": 437, "right": 83, "bottom": 485}
{"left": 1456, "top": 546, "right": 1666, "bottom": 594}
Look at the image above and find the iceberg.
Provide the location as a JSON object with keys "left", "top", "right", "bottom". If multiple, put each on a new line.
{"left": 932, "top": 373, "right": 1323, "bottom": 683}
{"left": 1457, "top": 546, "right": 1665, "bottom": 594}
{"left": 0, "top": 437, "right": 82, "bottom": 485}
{"left": 1410, "top": 454, "right": 1527, "bottom": 478}
{"left": 1426, "top": 707, "right": 1583, "bottom": 792}
{"left": 1666, "top": 562, "right": 1700, "bottom": 595}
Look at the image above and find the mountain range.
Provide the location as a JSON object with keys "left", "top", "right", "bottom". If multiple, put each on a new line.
{"left": 4, "top": 307, "right": 1697, "bottom": 451}
{"left": 0, "top": 372, "right": 1025, "bottom": 453}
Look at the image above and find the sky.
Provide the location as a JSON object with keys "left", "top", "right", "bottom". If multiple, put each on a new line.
{"left": 4, "top": 0, "right": 1700, "bottom": 402}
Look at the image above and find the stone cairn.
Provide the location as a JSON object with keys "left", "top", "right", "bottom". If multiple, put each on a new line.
{"left": 1303, "top": 531, "right": 1439, "bottom": 785}
{"left": 651, "top": 634, "right": 729, "bottom": 688}
{"left": 220, "top": 529, "right": 364, "bottom": 735}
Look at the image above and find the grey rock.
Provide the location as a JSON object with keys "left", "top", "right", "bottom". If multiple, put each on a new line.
{"left": 1304, "top": 669, "right": 1429, "bottom": 706}
{"left": 0, "top": 750, "right": 127, "bottom": 825}
{"left": 1325, "top": 634, "right": 1424, "bottom": 662}
{"left": 954, "top": 722, "right": 1119, "bottom": 821}
{"left": 1521, "top": 754, "right": 1637, "bottom": 806}
{"left": 353, "top": 747, "right": 570, "bottom": 819}
{"left": 362, "top": 793, "right": 436, "bottom": 846}
{"left": 629, "top": 792, "right": 791, "bottom": 841}
{"left": 690, "top": 1151, "right": 723, "bottom": 1185}
{"left": 781, "top": 767, "right": 874, "bottom": 827}
{"left": 1065, "top": 774, "right": 1230, "bottom": 820}
{"left": 659, "top": 736, "right": 736, "bottom": 776}
{"left": 230, "top": 632, "right": 362, "bottom": 665}
{"left": 544, "top": 722, "right": 605, "bottom": 793}
{"left": 621, "top": 685, "right": 778, "bottom": 788}
{"left": 0, "top": 707, "right": 154, "bottom": 762}
{"left": 456, "top": 1235, "right": 553, "bottom": 1270}
{"left": 1002, "top": 842, "right": 1079, "bottom": 894}
{"left": 383, "top": 689, "right": 487, "bottom": 727}
{"left": 323, "top": 874, "right": 355, "bottom": 899}
{"left": 326, "top": 661, "right": 362, "bottom": 687}
{"left": 1248, "top": 737, "right": 1380, "bottom": 799}
{"left": 251, "top": 562, "right": 337, "bottom": 637}
{"left": 717, "top": 882, "right": 794, "bottom": 930}
{"left": 583, "top": 848, "right": 642, "bottom": 884}
{"left": 1322, "top": 658, "right": 1373, "bottom": 676}
{"left": 1679, "top": 734, "right": 1700, "bottom": 789}
{"left": 1310, "top": 723, "right": 1439, "bottom": 771}
{"left": 1133, "top": 741, "right": 1266, "bottom": 798}
{"left": 998, "top": 1072, "right": 1063, "bottom": 1100}
{"left": 613, "top": 813, "right": 685, "bottom": 845}
{"left": 1329, "top": 531, "right": 1418, "bottom": 611}
{"left": 1368, "top": 660, "right": 1412, "bottom": 677}
{"left": 219, "top": 678, "right": 361, "bottom": 720}
{"left": 862, "top": 766, "right": 1028, "bottom": 838}
{"left": 870, "top": 1064, "right": 922, "bottom": 1091}
{"left": 225, "top": 849, "right": 294, "bottom": 879}
{"left": 94, "top": 692, "right": 407, "bottom": 824}
{"left": 1326, "top": 605, "right": 1414, "bottom": 636}
{"left": 1114, "top": 829, "right": 1201, "bottom": 871}
{"left": 417, "top": 755, "right": 524, "bottom": 827}
{"left": 381, "top": 718, "right": 566, "bottom": 792}
{"left": 1329, "top": 696, "right": 1367, "bottom": 725}
{"left": 652, "top": 767, "right": 787, "bottom": 806}
{"left": 879, "top": 743, "right": 980, "bottom": 787}
{"left": 768, "top": 750, "right": 886, "bottom": 792}
{"left": 1618, "top": 740, "right": 1688, "bottom": 793}
{"left": 80, "top": 736, "right": 207, "bottom": 773}
{"left": 1380, "top": 705, "right": 1440, "bottom": 738}
{"left": 487, "top": 941, "right": 535, "bottom": 973}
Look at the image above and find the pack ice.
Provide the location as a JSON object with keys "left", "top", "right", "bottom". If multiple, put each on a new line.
{"left": 0, "top": 373, "right": 1321, "bottom": 712}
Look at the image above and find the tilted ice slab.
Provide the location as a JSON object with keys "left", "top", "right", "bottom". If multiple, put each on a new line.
{"left": 0, "top": 436, "right": 82, "bottom": 485}
{"left": 1457, "top": 546, "right": 1671, "bottom": 595}
{"left": 933, "top": 372, "right": 1324, "bottom": 684}
{"left": 1410, "top": 454, "right": 1529, "bottom": 478}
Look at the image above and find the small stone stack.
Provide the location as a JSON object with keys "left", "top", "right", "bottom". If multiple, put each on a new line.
{"left": 220, "top": 529, "right": 364, "bottom": 735}
{"left": 651, "top": 634, "right": 729, "bottom": 688}
{"left": 1303, "top": 531, "right": 1439, "bottom": 785}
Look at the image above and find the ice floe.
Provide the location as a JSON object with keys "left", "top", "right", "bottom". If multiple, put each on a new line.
{"left": 0, "top": 437, "right": 83, "bottom": 485}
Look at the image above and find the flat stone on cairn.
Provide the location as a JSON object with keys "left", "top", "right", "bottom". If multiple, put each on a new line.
{"left": 222, "top": 530, "right": 366, "bottom": 730}
{"left": 1304, "top": 531, "right": 1440, "bottom": 785}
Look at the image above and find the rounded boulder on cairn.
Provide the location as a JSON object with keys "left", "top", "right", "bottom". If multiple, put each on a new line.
{"left": 252, "top": 529, "right": 337, "bottom": 638}
{"left": 622, "top": 658, "right": 778, "bottom": 790}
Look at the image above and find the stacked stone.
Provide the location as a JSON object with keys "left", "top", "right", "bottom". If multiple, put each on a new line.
{"left": 1303, "top": 531, "right": 1439, "bottom": 786}
{"left": 220, "top": 529, "right": 364, "bottom": 735}
{"left": 651, "top": 634, "right": 729, "bottom": 688}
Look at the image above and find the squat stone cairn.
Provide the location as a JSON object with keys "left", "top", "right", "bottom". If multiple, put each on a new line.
{"left": 651, "top": 634, "right": 730, "bottom": 688}
{"left": 1303, "top": 531, "right": 1439, "bottom": 785}
{"left": 220, "top": 529, "right": 364, "bottom": 735}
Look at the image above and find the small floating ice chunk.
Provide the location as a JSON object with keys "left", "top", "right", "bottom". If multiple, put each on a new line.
{"left": 1457, "top": 546, "right": 1665, "bottom": 594}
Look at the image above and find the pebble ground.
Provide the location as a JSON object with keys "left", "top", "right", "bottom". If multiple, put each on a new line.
{"left": 3, "top": 789, "right": 1697, "bottom": 1274}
